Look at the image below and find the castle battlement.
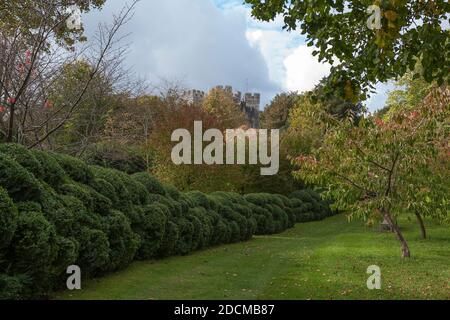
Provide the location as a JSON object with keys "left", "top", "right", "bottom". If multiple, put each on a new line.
{"left": 182, "top": 89, "right": 205, "bottom": 104}
{"left": 183, "top": 84, "right": 261, "bottom": 128}
{"left": 244, "top": 93, "right": 260, "bottom": 110}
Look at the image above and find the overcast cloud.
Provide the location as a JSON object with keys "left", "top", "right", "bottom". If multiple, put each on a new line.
{"left": 84, "top": 0, "right": 279, "bottom": 102}
{"left": 83, "top": 0, "right": 387, "bottom": 110}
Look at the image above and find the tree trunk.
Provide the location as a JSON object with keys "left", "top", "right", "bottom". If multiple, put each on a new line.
{"left": 383, "top": 209, "right": 411, "bottom": 258}
{"left": 415, "top": 212, "right": 426, "bottom": 239}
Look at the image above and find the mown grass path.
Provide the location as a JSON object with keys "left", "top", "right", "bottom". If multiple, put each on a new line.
{"left": 56, "top": 215, "right": 450, "bottom": 300}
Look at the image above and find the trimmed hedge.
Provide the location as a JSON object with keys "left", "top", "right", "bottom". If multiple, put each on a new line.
{"left": 0, "top": 187, "right": 17, "bottom": 251}
{"left": 0, "top": 143, "right": 334, "bottom": 299}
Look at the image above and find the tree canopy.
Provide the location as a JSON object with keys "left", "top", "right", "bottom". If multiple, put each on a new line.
{"left": 0, "top": 0, "right": 106, "bottom": 46}
{"left": 244, "top": 0, "right": 450, "bottom": 100}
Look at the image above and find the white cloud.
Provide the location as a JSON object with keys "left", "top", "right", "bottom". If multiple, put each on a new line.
{"left": 81, "top": 0, "right": 388, "bottom": 110}
{"left": 83, "top": 0, "right": 279, "bottom": 95}
{"left": 246, "top": 29, "right": 295, "bottom": 87}
{"left": 284, "top": 45, "right": 331, "bottom": 93}
{"left": 240, "top": 4, "right": 330, "bottom": 95}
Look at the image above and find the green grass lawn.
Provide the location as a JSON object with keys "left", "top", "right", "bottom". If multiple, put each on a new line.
{"left": 55, "top": 214, "right": 450, "bottom": 300}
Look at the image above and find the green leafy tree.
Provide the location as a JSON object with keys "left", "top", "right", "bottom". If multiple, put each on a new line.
{"left": 47, "top": 61, "right": 112, "bottom": 153}
{"left": 245, "top": 0, "right": 450, "bottom": 99}
{"left": 260, "top": 91, "right": 300, "bottom": 129}
{"left": 292, "top": 87, "right": 449, "bottom": 257}
{"left": 284, "top": 95, "right": 330, "bottom": 157}
{"left": 312, "top": 79, "right": 365, "bottom": 121}
{"left": 0, "top": 1, "right": 106, "bottom": 46}
{"left": 381, "top": 70, "right": 436, "bottom": 117}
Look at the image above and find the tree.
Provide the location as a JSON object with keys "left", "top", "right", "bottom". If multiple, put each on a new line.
{"left": 284, "top": 94, "right": 331, "bottom": 158}
{"left": 260, "top": 91, "right": 300, "bottom": 129}
{"left": 378, "top": 72, "right": 448, "bottom": 238}
{"left": 202, "top": 87, "right": 246, "bottom": 129}
{"left": 0, "top": 1, "right": 138, "bottom": 145}
{"left": 0, "top": 1, "right": 105, "bottom": 46}
{"left": 149, "top": 102, "right": 248, "bottom": 192}
{"left": 245, "top": 0, "right": 449, "bottom": 99}
{"left": 46, "top": 42, "right": 144, "bottom": 156}
{"left": 312, "top": 78, "right": 365, "bottom": 121}
{"left": 292, "top": 86, "right": 449, "bottom": 257}
{"left": 382, "top": 70, "right": 436, "bottom": 117}
{"left": 104, "top": 95, "right": 162, "bottom": 147}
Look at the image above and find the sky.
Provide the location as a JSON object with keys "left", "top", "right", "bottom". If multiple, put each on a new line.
{"left": 83, "top": 0, "right": 391, "bottom": 111}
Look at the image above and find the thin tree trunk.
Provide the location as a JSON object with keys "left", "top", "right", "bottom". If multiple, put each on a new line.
{"left": 415, "top": 212, "right": 426, "bottom": 239}
{"left": 383, "top": 209, "right": 411, "bottom": 258}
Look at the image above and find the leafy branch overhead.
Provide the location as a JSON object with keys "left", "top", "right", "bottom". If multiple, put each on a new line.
{"left": 244, "top": 0, "right": 450, "bottom": 100}
{"left": 0, "top": 1, "right": 106, "bottom": 47}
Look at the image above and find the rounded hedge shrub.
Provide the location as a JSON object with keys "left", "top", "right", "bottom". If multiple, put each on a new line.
{"left": 59, "top": 183, "right": 95, "bottom": 213}
{"left": 135, "top": 204, "right": 167, "bottom": 259}
{"left": 76, "top": 227, "right": 110, "bottom": 276}
{"left": 8, "top": 211, "right": 59, "bottom": 296}
{"left": 157, "top": 219, "right": 179, "bottom": 257}
{"left": 42, "top": 195, "right": 77, "bottom": 238}
{"left": 31, "top": 149, "right": 66, "bottom": 186}
{"left": 0, "top": 144, "right": 334, "bottom": 299}
{"left": 89, "top": 177, "right": 116, "bottom": 200}
{"left": 210, "top": 215, "right": 230, "bottom": 244}
{"left": 174, "top": 217, "right": 195, "bottom": 255}
{"left": 52, "top": 153, "right": 94, "bottom": 184}
{"left": 91, "top": 166, "right": 134, "bottom": 213}
{"left": 163, "top": 184, "right": 181, "bottom": 200}
{"left": 115, "top": 170, "right": 149, "bottom": 205}
{"left": 0, "top": 274, "right": 27, "bottom": 300}
{"left": 82, "top": 142, "right": 147, "bottom": 174}
{"left": 0, "top": 187, "right": 17, "bottom": 251}
{"left": 0, "top": 143, "right": 44, "bottom": 179}
{"left": 53, "top": 236, "right": 78, "bottom": 278}
{"left": 150, "top": 195, "right": 183, "bottom": 217}
{"left": 0, "top": 153, "right": 42, "bottom": 202}
{"left": 132, "top": 172, "right": 166, "bottom": 195}
{"left": 103, "top": 210, "right": 140, "bottom": 271}
{"left": 88, "top": 187, "right": 113, "bottom": 216}
{"left": 16, "top": 201, "right": 42, "bottom": 213}
{"left": 185, "top": 191, "right": 212, "bottom": 210}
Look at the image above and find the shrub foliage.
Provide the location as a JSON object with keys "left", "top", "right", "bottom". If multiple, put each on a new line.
{"left": 0, "top": 144, "right": 334, "bottom": 298}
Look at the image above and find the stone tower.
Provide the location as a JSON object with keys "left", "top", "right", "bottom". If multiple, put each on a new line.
{"left": 182, "top": 85, "right": 261, "bottom": 128}
{"left": 182, "top": 89, "right": 205, "bottom": 104}
{"left": 242, "top": 93, "right": 260, "bottom": 128}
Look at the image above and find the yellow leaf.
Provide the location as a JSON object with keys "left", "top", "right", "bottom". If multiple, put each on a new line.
{"left": 384, "top": 10, "right": 398, "bottom": 21}
{"left": 344, "top": 81, "right": 356, "bottom": 102}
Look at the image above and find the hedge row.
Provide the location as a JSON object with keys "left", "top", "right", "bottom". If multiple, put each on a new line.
{"left": 0, "top": 143, "right": 334, "bottom": 299}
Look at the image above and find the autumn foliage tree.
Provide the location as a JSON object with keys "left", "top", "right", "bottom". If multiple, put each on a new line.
{"left": 202, "top": 87, "right": 246, "bottom": 129}
{"left": 0, "top": 0, "right": 137, "bottom": 146}
{"left": 292, "top": 86, "right": 449, "bottom": 258}
{"left": 149, "top": 101, "right": 248, "bottom": 192}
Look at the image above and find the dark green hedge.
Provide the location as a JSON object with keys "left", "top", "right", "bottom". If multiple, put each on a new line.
{"left": 0, "top": 143, "right": 334, "bottom": 299}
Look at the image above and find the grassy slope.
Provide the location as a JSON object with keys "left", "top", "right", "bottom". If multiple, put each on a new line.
{"left": 56, "top": 214, "right": 450, "bottom": 300}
